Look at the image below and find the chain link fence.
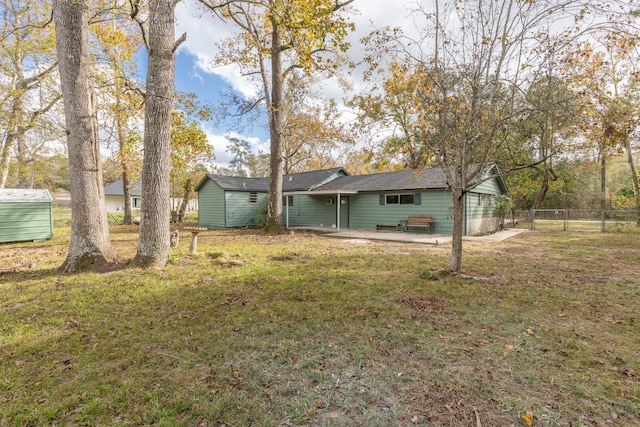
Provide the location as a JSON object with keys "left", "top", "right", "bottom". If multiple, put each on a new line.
{"left": 508, "top": 209, "right": 640, "bottom": 232}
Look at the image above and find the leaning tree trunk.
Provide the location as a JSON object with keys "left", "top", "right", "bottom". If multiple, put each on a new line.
{"left": 264, "top": 20, "right": 285, "bottom": 233}
{"left": 115, "top": 92, "right": 133, "bottom": 225}
{"left": 135, "top": 0, "right": 179, "bottom": 267}
{"left": 448, "top": 187, "right": 465, "bottom": 273}
{"left": 53, "top": 0, "right": 111, "bottom": 272}
{"left": 532, "top": 167, "right": 549, "bottom": 210}
{"left": 177, "top": 178, "right": 192, "bottom": 223}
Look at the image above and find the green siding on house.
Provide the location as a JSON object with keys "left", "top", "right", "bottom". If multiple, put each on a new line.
{"left": 348, "top": 190, "right": 454, "bottom": 234}
{"left": 225, "top": 191, "right": 268, "bottom": 228}
{"left": 285, "top": 195, "right": 339, "bottom": 228}
{"left": 195, "top": 167, "right": 508, "bottom": 235}
{"left": 471, "top": 178, "right": 504, "bottom": 196}
{"left": 465, "top": 177, "right": 507, "bottom": 235}
{"left": 0, "top": 202, "right": 53, "bottom": 243}
{"left": 197, "top": 180, "right": 226, "bottom": 228}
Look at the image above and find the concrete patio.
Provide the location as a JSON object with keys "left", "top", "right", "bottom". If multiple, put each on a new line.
{"left": 290, "top": 226, "right": 527, "bottom": 245}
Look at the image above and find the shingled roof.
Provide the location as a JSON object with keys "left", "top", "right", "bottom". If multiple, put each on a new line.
{"left": 0, "top": 189, "right": 52, "bottom": 203}
{"left": 312, "top": 168, "right": 449, "bottom": 192}
{"left": 196, "top": 167, "right": 349, "bottom": 192}
{"left": 196, "top": 164, "right": 508, "bottom": 195}
{"left": 104, "top": 179, "right": 142, "bottom": 196}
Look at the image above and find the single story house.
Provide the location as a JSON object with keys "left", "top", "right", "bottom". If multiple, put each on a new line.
{"left": 104, "top": 179, "right": 143, "bottom": 212}
{"left": 195, "top": 167, "right": 349, "bottom": 229}
{"left": 0, "top": 189, "right": 53, "bottom": 243}
{"left": 195, "top": 165, "right": 508, "bottom": 236}
{"left": 104, "top": 179, "right": 198, "bottom": 212}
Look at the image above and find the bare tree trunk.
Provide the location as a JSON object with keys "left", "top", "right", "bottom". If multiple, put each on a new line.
{"left": 600, "top": 141, "right": 607, "bottom": 210}
{"left": 16, "top": 132, "right": 29, "bottom": 187}
{"left": 177, "top": 178, "right": 191, "bottom": 223}
{"left": 135, "top": 0, "right": 180, "bottom": 267}
{"left": 532, "top": 167, "right": 549, "bottom": 210}
{"left": 623, "top": 137, "right": 640, "bottom": 225}
{"left": 0, "top": 132, "right": 16, "bottom": 188}
{"left": 116, "top": 113, "right": 132, "bottom": 225}
{"left": 0, "top": 92, "right": 22, "bottom": 188}
{"left": 122, "top": 169, "right": 132, "bottom": 224}
{"left": 448, "top": 187, "right": 464, "bottom": 272}
{"left": 53, "top": 0, "right": 111, "bottom": 272}
{"left": 264, "top": 21, "right": 285, "bottom": 233}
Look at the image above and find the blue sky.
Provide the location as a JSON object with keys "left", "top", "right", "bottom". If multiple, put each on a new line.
{"left": 136, "top": 48, "right": 270, "bottom": 167}
{"left": 173, "top": 50, "right": 270, "bottom": 165}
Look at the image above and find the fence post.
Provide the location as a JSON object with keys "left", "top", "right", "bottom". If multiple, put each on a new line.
{"left": 601, "top": 210, "right": 605, "bottom": 232}
{"left": 564, "top": 209, "right": 568, "bottom": 231}
{"left": 530, "top": 209, "right": 535, "bottom": 230}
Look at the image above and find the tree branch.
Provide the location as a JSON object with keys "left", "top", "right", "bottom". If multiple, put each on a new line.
{"left": 173, "top": 32, "right": 187, "bottom": 53}
{"left": 129, "top": 0, "right": 149, "bottom": 48}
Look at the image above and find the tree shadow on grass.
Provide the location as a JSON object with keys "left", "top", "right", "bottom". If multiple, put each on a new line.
{"left": 0, "top": 257, "right": 137, "bottom": 285}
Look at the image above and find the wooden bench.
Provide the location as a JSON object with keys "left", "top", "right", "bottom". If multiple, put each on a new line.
{"left": 376, "top": 222, "right": 401, "bottom": 231}
{"left": 403, "top": 215, "right": 434, "bottom": 233}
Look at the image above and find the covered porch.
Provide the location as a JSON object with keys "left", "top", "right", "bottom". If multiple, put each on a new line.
{"left": 284, "top": 190, "right": 357, "bottom": 231}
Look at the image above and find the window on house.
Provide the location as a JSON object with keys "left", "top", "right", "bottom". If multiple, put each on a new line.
{"left": 385, "top": 194, "right": 414, "bottom": 205}
{"left": 399, "top": 194, "right": 414, "bottom": 205}
{"left": 479, "top": 194, "right": 492, "bottom": 206}
{"left": 249, "top": 192, "right": 258, "bottom": 203}
{"left": 286, "top": 195, "right": 294, "bottom": 206}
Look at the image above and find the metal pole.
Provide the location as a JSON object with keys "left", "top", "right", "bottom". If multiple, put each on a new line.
{"left": 337, "top": 193, "right": 341, "bottom": 231}
{"left": 285, "top": 195, "right": 289, "bottom": 228}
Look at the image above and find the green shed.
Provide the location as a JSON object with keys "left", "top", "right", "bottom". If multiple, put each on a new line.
{"left": 0, "top": 189, "right": 54, "bottom": 243}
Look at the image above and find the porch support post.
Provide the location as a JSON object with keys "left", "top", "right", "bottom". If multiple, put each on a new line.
{"left": 285, "top": 194, "right": 289, "bottom": 228}
{"left": 337, "top": 193, "right": 341, "bottom": 231}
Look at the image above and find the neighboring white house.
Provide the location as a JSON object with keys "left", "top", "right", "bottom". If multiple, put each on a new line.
{"left": 104, "top": 179, "right": 198, "bottom": 212}
{"left": 104, "top": 179, "right": 143, "bottom": 212}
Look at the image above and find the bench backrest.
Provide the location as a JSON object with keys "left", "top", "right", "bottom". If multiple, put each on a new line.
{"left": 407, "top": 215, "right": 433, "bottom": 225}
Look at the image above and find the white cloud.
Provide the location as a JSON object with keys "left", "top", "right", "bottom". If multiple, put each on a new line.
{"left": 188, "top": 68, "right": 204, "bottom": 85}
{"left": 204, "top": 128, "right": 270, "bottom": 170}
{"left": 176, "top": 2, "right": 262, "bottom": 99}
{"left": 194, "top": 57, "right": 259, "bottom": 99}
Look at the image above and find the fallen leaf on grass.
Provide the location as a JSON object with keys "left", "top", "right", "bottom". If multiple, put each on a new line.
{"left": 522, "top": 411, "right": 534, "bottom": 426}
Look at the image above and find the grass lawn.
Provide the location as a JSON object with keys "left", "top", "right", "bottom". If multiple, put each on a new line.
{"left": 1, "top": 223, "right": 639, "bottom": 426}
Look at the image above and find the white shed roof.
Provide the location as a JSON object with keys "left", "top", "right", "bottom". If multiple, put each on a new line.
{"left": 0, "top": 189, "right": 53, "bottom": 203}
